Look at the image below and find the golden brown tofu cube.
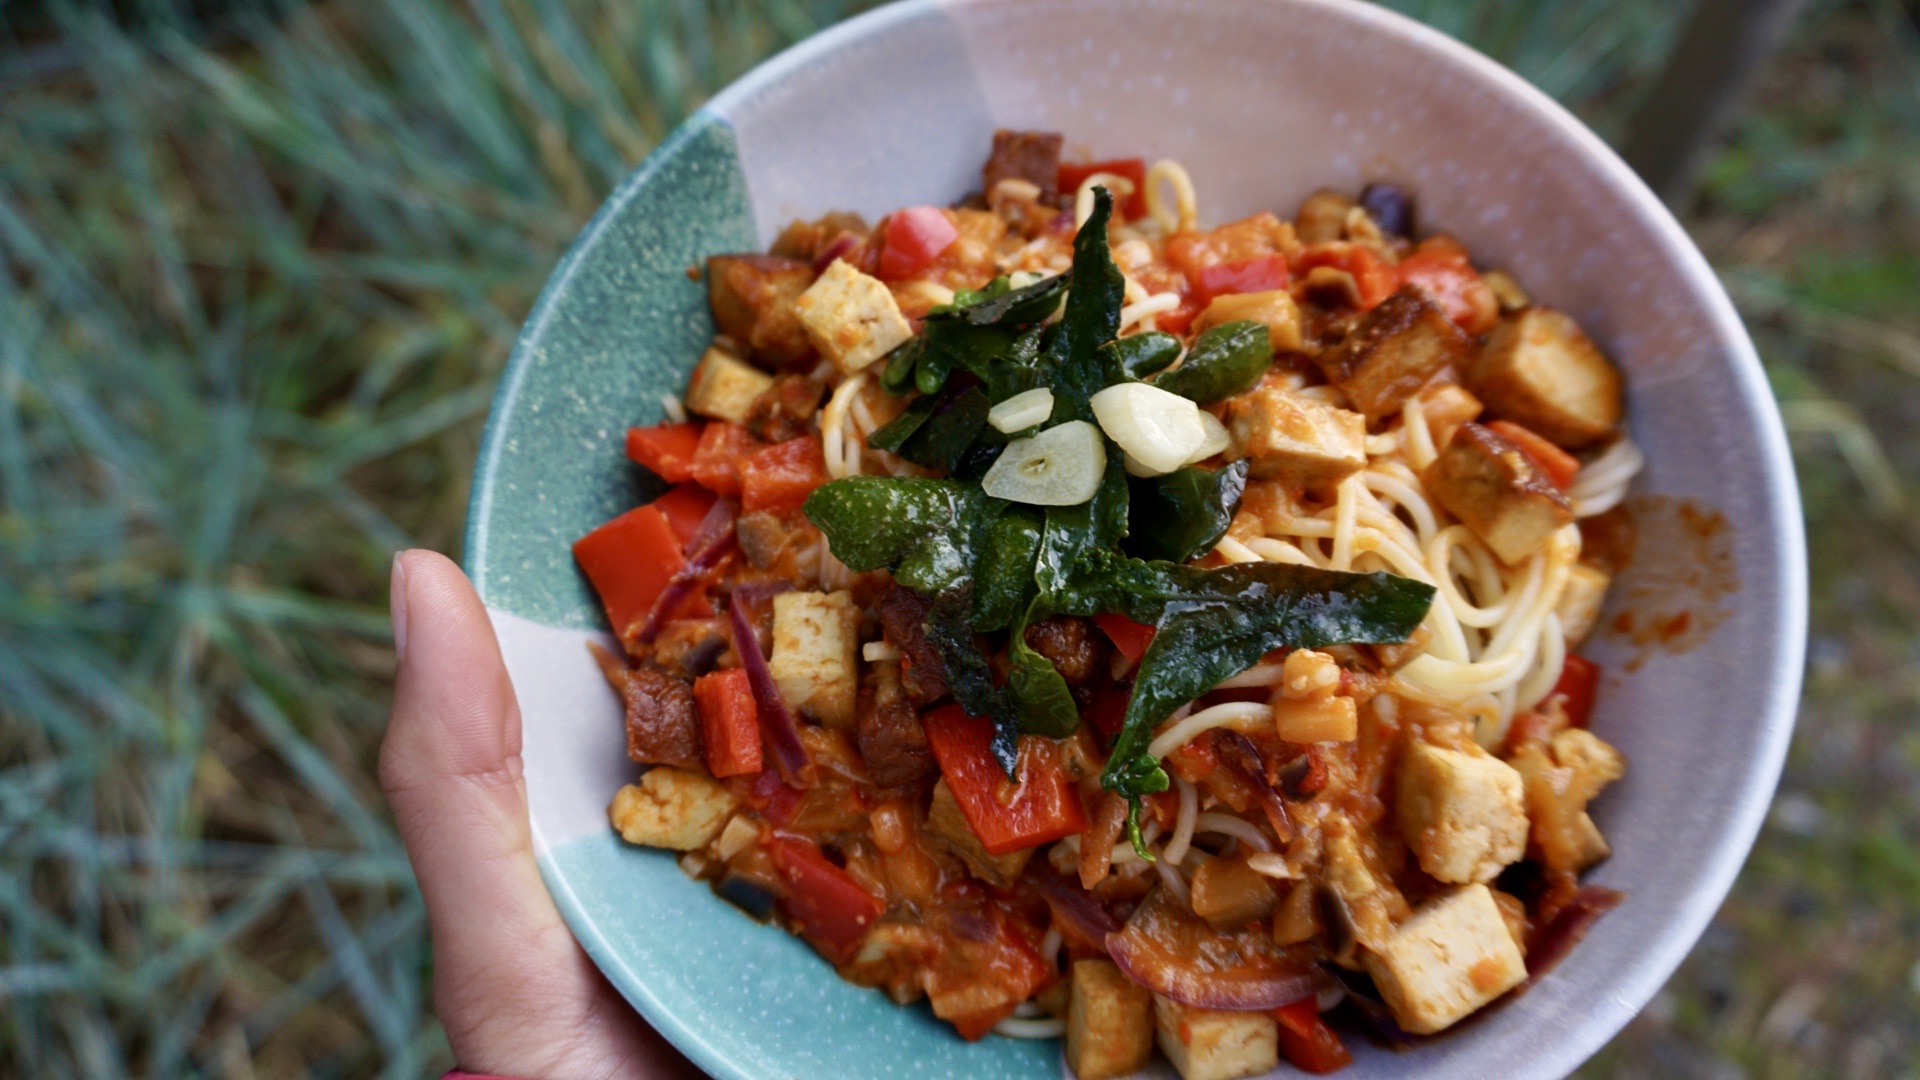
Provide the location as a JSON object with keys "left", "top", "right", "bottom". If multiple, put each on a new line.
{"left": 792, "top": 258, "right": 915, "bottom": 375}
{"left": 926, "top": 779, "right": 1032, "bottom": 887}
{"left": 1153, "top": 995, "right": 1279, "bottom": 1080}
{"left": 1193, "top": 289, "right": 1303, "bottom": 353}
{"left": 1066, "top": 960, "right": 1153, "bottom": 1080}
{"left": 1319, "top": 288, "right": 1472, "bottom": 420}
{"left": 1469, "top": 306, "right": 1623, "bottom": 448}
{"left": 1363, "top": 884, "right": 1527, "bottom": 1034}
{"left": 1271, "top": 695, "right": 1358, "bottom": 744}
{"left": 1295, "top": 189, "right": 1356, "bottom": 245}
{"left": 684, "top": 346, "right": 775, "bottom": 425}
{"left": 767, "top": 590, "right": 859, "bottom": 729}
{"left": 1424, "top": 422, "right": 1574, "bottom": 564}
{"left": 1223, "top": 384, "right": 1366, "bottom": 491}
{"left": 1396, "top": 741, "right": 1529, "bottom": 884}
{"left": 706, "top": 254, "right": 818, "bottom": 371}
{"left": 1189, "top": 853, "right": 1279, "bottom": 932}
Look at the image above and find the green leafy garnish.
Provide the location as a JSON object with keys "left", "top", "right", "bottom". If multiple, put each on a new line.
{"left": 1127, "top": 460, "right": 1249, "bottom": 564}
{"left": 1102, "top": 331, "right": 1182, "bottom": 380}
{"left": 1153, "top": 320, "right": 1272, "bottom": 403}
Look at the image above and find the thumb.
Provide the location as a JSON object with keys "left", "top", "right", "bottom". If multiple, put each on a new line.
{"left": 380, "top": 549, "right": 692, "bottom": 1078}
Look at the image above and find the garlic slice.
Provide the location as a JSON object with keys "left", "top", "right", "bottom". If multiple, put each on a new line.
{"left": 981, "top": 421, "right": 1106, "bottom": 506}
{"left": 1090, "top": 381, "right": 1206, "bottom": 475}
{"left": 988, "top": 387, "right": 1055, "bottom": 434}
{"left": 1190, "top": 410, "right": 1231, "bottom": 463}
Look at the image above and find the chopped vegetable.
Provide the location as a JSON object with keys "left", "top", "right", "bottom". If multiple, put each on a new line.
{"left": 921, "top": 703, "right": 1088, "bottom": 855}
{"left": 1152, "top": 320, "right": 1272, "bottom": 404}
{"left": 1093, "top": 613, "right": 1156, "bottom": 665}
{"left": 1107, "top": 886, "right": 1323, "bottom": 1011}
{"left": 1396, "top": 235, "right": 1497, "bottom": 334}
{"left": 688, "top": 421, "right": 764, "bottom": 496}
{"left": 1194, "top": 254, "right": 1290, "bottom": 303}
{"left": 1058, "top": 157, "right": 1147, "bottom": 219}
{"left": 694, "top": 668, "right": 763, "bottom": 778}
{"left": 1101, "top": 331, "right": 1183, "bottom": 380}
{"left": 1486, "top": 419, "right": 1580, "bottom": 491}
{"left": 739, "top": 435, "right": 831, "bottom": 513}
{"left": 1550, "top": 654, "right": 1600, "bottom": 728}
{"left": 573, "top": 505, "right": 710, "bottom": 643}
{"left": 988, "top": 387, "right": 1054, "bottom": 433}
{"left": 650, "top": 483, "right": 719, "bottom": 547}
{"left": 1273, "top": 998, "right": 1354, "bottom": 1074}
{"left": 626, "top": 421, "right": 703, "bottom": 483}
{"left": 878, "top": 206, "right": 959, "bottom": 279}
{"left": 766, "top": 835, "right": 885, "bottom": 963}
{"left": 981, "top": 420, "right": 1107, "bottom": 505}
{"left": 1090, "top": 382, "right": 1207, "bottom": 475}
{"left": 1126, "top": 460, "right": 1248, "bottom": 564}
{"left": 728, "top": 599, "right": 813, "bottom": 786}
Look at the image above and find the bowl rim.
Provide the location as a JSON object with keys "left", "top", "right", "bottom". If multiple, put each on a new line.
{"left": 466, "top": 0, "right": 1808, "bottom": 1076}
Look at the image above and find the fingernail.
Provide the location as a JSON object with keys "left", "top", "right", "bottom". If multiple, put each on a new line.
{"left": 390, "top": 552, "right": 410, "bottom": 662}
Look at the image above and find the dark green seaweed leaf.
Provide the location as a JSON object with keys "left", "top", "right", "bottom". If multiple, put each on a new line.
{"left": 1041, "top": 187, "right": 1127, "bottom": 423}
{"left": 1126, "top": 460, "right": 1249, "bottom": 564}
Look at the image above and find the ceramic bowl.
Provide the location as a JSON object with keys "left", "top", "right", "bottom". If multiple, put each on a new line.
{"left": 465, "top": 0, "right": 1807, "bottom": 1076}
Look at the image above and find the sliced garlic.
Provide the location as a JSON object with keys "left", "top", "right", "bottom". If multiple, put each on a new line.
{"left": 1123, "top": 452, "right": 1161, "bottom": 478}
{"left": 1191, "top": 410, "right": 1231, "bottom": 463}
{"left": 1090, "top": 381, "right": 1206, "bottom": 475}
{"left": 981, "top": 420, "right": 1106, "bottom": 506}
{"left": 988, "top": 387, "right": 1055, "bottom": 434}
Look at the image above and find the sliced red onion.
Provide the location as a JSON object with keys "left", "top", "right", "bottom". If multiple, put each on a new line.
{"left": 812, "top": 234, "right": 858, "bottom": 273}
{"left": 729, "top": 578, "right": 795, "bottom": 607}
{"left": 1215, "top": 731, "right": 1294, "bottom": 845}
{"left": 1033, "top": 872, "right": 1121, "bottom": 953}
{"left": 1106, "top": 887, "right": 1325, "bottom": 1011}
{"left": 728, "top": 597, "right": 813, "bottom": 786}
{"left": 1523, "top": 885, "right": 1623, "bottom": 987}
{"left": 632, "top": 498, "right": 738, "bottom": 645}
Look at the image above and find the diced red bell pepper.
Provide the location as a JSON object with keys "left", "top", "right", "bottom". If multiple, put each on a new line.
{"left": 766, "top": 835, "right": 885, "bottom": 964}
{"left": 1273, "top": 997, "right": 1353, "bottom": 1074}
{"left": 1193, "top": 254, "right": 1291, "bottom": 305}
{"left": 1291, "top": 243, "right": 1398, "bottom": 309}
{"left": 878, "top": 206, "right": 960, "bottom": 280}
{"left": 1093, "top": 613, "right": 1157, "bottom": 664}
{"left": 572, "top": 505, "right": 711, "bottom": 640}
{"left": 1086, "top": 678, "right": 1131, "bottom": 741}
{"left": 922, "top": 703, "right": 1088, "bottom": 856}
{"left": 650, "top": 483, "right": 719, "bottom": 547}
{"left": 688, "top": 422, "right": 763, "bottom": 497}
{"left": 1550, "top": 654, "right": 1600, "bottom": 729}
{"left": 694, "top": 668, "right": 763, "bottom": 778}
{"left": 625, "top": 421, "right": 703, "bottom": 483}
{"left": 1396, "top": 236, "right": 1498, "bottom": 333}
{"left": 1486, "top": 420, "right": 1580, "bottom": 490}
{"left": 738, "top": 436, "right": 830, "bottom": 513}
{"left": 743, "top": 766, "right": 802, "bottom": 827}
{"left": 1057, "top": 158, "right": 1148, "bottom": 220}
{"left": 1156, "top": 294, "right": 1208, "bottom": 336}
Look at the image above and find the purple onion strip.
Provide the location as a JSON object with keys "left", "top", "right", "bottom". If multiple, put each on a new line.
{"left": 1106, "top": 929, "right": 1325, "bottom": 1012}
{"left": 632, "top": 498, "right": 738, "bottom": 645}
{"left": 1216, "top": 731, "right": 1295, "bottom": 845}
{"left": 1033, "top": 872, "right": 1121, "bottom": 946}
{"left": 812, "top": 234, "right": 857, "bottom": 273}
{"left": 728, "top": 598, "right": 813, "bottom": 786}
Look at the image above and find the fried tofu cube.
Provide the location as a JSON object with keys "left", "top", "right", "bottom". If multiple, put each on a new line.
{"left": 1066, "top": 960, "right": 1154, "bottom": 1080}
{"left": 1511, "top": 735, "right": 1619, "bottom": 873}
{"left": 706, "top": 253, "right": 818, "bottom": 370}
{"left": 1424, "top": 422, "right": 1574, "bottom": 564}
{"left": 926, "top": 779, "right": 1032, "bottom": 887}
{"left": 1552, "top": 728, "right": 1626, "bottom": 803}
{"left": 1469, "top": 306, "right": 1623, "bottom": 448}
{"left": 1319, "top": 288, "right": 1472, "bottom": 420}
{"left": 1397, "top": 741, "right": 1529, "bottom": 884}
{"left": 1223, "top": 384, "right": 1366, "bottom": 491}
{"left": 767, "top": 590, "right": 859, "bottom": 729}
{"left": 1272, "top": 695, "right": 1358, "bottom": 744}
{"left": 608, "top": 767, "right": 739, "bottom": 851}
{"left": 792, "top": 258, "right": 914, "bottom": 375}
{"left": 684, "top": 346, "right": 775, "bottom": 424}
{"left": 1363, "top": 884, "right": 1528, "bottom": 1034}
{"left": 1193, "top": 289, "right": 1304, "bottom": 353}
{"left": 1556, "top": 562, "right": 1612, "bottom": 646}
{"left": 1152, "top": 995, "right": 1279, "bottom": 1080}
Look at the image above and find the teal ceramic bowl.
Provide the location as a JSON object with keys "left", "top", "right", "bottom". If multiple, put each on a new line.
{"left": 466, "top": 1, "right": 1805, "bottom": 1076}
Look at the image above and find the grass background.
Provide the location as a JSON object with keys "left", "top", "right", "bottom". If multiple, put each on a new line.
{"left": 1, "top": 0, "right": 1915, "bottom": 1076}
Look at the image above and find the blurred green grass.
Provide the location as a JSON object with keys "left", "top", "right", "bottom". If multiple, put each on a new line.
{"left": 1, "top": 0, "right": 1914, "bottom": 1076}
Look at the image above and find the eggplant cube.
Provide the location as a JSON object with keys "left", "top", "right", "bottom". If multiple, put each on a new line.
{"left": 926, "top": 779, "right": 1032, "bottom": 887}
{"left": 768, "top": 590, "right": 859, "bottom": 729}
{"left": 1470, "top": 306, "right": 1623, "bottom": 448}
{"left": 1319, "top": 288, "right": 1471, "bottom": 419}
{"left": 684, "top": 346, "right": 775, "bottom": 425}
{"left": 1363, "top": 884, "right": 1528, "bottom": 1034}
{"left": 608, "top": 767, "right": 739, "bottom": 851}
{"left": 792, "top": 258, "right": 915, "bottom": 375}
{"left": 1424, "top": 423, "right": 1574, "bottom": 564}
{"left": 706, "top": 253, "right": 818, "bottom": 370}
{"left": 1066, "top": 959, "right": 1154, "bottom": 1080}
{"left": 1396, "top": 741, "right": 1529, "bottom": 884}
{"left": 1152, "top": 994, "right": 1280, "bottom": 1080}
{"left": 1223, "top": 385, "right": 1366, "bottom": 491}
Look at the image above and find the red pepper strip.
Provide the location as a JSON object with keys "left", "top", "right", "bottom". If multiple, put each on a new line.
{"left": 625, "top": 421, "right": 703, "bottom": 484}
{"left": 1274, "top": 997, "right": 1354, "bottom": 1074}
{"left": 765, "top": 835, "right": 884, "bottom": 964}
{"left": 738, "top": 436, "right": 831, "bottom": 513}
{"left": 1194, "top": 254, "right": 1291, "bottom": 304}
{"left": 1057, "top": 158, "right": 1148, "bottom": 220}
{"left": 572, "top": 504, "right": 711, "bottom": 643}
{"left": 694, "top": 668, "right": 762, "bottom": 778}
{"left": 877, "top": 206, "right": 959, "bottom": 280}
{"left": 630, "top": 497, "right": 736, "bottom": 646}
{"left": 650, "top": 483, "right": 719, "bottom": 548}
{"left": 1485, "top": 420, "right": 1580, "bottom": 491}
{"left": 1550, "top": 654, "right": 1601, "bottom": 729}
{"left": 1092, "top": 612, "right": 1156, "bottom": 664}
{"left": 922, "top": 703, "right": 1087, "bottom": 856}
{"left": 1213, "top": 731, "right": 1294, "bottom": 844}
{"left": 728, "top": 599, "right": 813, "bottom": 786}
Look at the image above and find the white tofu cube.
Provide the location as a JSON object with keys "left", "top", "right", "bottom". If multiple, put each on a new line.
{"left": 608, "top": 767, "right": 739, "bottom": 851}
{"left": 1363, "top": 884, "right": 1528, "bottom": 1034}
{"left": 1556, "top": 562, "right": 1612, "bottom": 646}
{"left": 1396, "top": 741, "right": 1529, "bottom": 884}
{"left": 1223, "top": 384, "right": 1366, "bottom": 492}
{"left": 767, "top": 590, "right": 859, "bottom": 729}
{"left": 1153, "top": 995, "right": 1279, "bottom": 1080}
{"left": 792, "top": 258, "right": 914, "bottom": 375}
{"left": 1469, "top": 306, "right": 1623, "bottom": 448}
{"left": 683, "top": 345, "right": 774, "bottom": 424}
{"left": 1066, "top": 959, "right": 1154, "bottom": 1080}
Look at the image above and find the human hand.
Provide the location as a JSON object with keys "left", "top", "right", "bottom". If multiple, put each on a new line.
{"left": 381, "top": 550, "right": 702, "bottom": 1079}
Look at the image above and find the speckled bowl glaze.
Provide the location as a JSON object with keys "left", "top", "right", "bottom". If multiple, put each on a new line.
{"left": 466, "top": 1, "right": 1807, "bottom": 1076}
